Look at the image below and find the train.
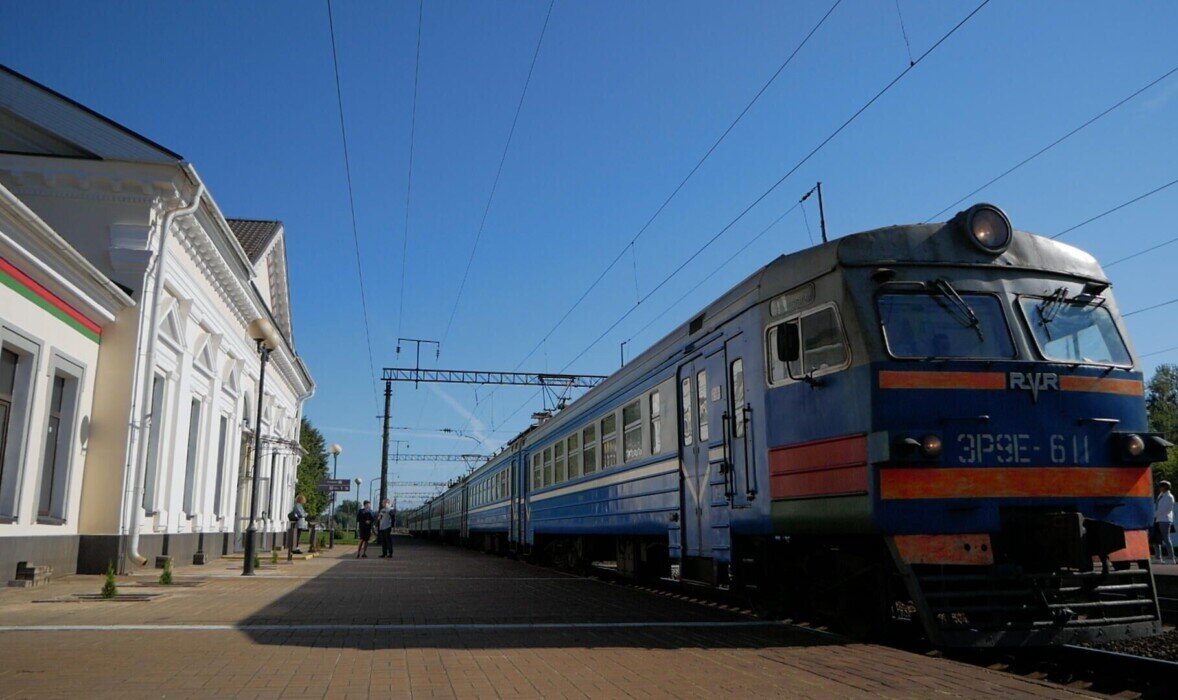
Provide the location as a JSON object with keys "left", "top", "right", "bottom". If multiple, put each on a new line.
{"left": 405, "top": 203, "right": 1168, "bottom": 647}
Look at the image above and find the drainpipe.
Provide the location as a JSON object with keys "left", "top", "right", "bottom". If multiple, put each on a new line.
{"left": 123, "top": 184, "right": 204, "bottom": 566}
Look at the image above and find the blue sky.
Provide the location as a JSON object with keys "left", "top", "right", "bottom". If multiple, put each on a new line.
{"left": 3, "top": 1, "right": 1176, "bottom": 501}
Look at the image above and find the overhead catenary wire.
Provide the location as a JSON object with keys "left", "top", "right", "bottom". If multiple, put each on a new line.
{"left": 396, "top": 0, "right": 425, "bottom": 342}
{"left": 1124, "top": 298, "right": 1178, "bottom": 318}
{"left": 1051, "top": 176, "right": 1178, "bottom": 240}
{"left": 556, "top": 0, "right": 991, "bottom": 373}
{"left": 494, "top": 0, "right": 993, "bottom": 432}
{"left": 924, "top": 64, "right": 1178, "bottom": 223}
{"left": 326, "top": 0, "right": 379, "bottom": 408}
{"left": 504, "top": 0, "right": 844, "bottom": 376}
{"left": 439, "top": 0, "right": 556, "bottom": 348}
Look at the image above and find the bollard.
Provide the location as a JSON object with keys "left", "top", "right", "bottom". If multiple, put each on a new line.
{"left": 308, "top": 524, "right": 317, "bottom": 554}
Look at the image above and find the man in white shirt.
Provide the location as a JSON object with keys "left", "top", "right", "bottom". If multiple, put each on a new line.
{"left": 1154, "top": 480, "right": 1175, "bottom": 564}
{"left": 377, "top": 499, "right": 395, "bottom": 559}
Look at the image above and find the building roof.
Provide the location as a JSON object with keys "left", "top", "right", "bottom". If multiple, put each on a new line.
{"left": 226, "top": 218, "right": 282, "bottom": 263}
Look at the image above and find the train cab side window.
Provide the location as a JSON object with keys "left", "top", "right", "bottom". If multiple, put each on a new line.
{"left": 650, "top": 390, "right": 662, "bottom": 453}
{"left": 554, "top": 441, "right": 566, "bottom": 483}
{"left": 601, "top": 414, "right": 618, "bottom": 469}
{"left": 582, "top": 425, "right": 598, "bottom": 475}
{"left": 768, "top": 306, "right": 849, "bottom": 383}
{"left": 731, "top": 359, "right": 745, "bottom": 437}
{"left": 681, "top": 378, "right": 693, "bottom": 446}
{"left": 543, "top": 447, "right": 553, "bottom": 487}
{"left": 623, "top": 400, "right": 642, "bottom": 462}
{"left": 531, "top": 453, "right": 541, "bottom": 489}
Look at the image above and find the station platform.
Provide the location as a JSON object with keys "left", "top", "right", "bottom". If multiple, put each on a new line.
{"left": 0, "top": 536, "right": 1092, "bottom": 698}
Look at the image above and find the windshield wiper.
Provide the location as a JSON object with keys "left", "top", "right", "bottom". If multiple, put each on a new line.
{"left": 1037, "top": 287, "right": 1069, "bottom": 325}
{"left": 932, "top": 278, "right": 984, "bottom": 341}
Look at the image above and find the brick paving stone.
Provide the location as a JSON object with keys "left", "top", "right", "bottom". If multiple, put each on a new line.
{"left": 0, "top": 536, "right": 1094, "bottom": 698}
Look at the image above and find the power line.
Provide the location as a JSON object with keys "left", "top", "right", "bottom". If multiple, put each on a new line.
{"left": 326, "top": 0, "right": 379, "bottom": 407}
{"left": 1106, "top": 233, "right": 1178, "bottom": 269}
{"left": 1141, "top": 344, "right": 1178, "bottom": 359}
{"left": 396, "top": 0, "right": 425, "bottom": 342}
{"left": 1051, "top": 176, "right": 1178, "bottom": 240}
{"left": 457, "top": 0, "right": 842, "bottom": 439}
{"left": 494, "top": 0, "right": 992, "bottom": 433}
{"left": 925, "top": 64, "right": 1178, "bottom": 223}
{"left": 1124, "top": 297, "right": 1178, "bottom": 318}
{"left": 439, "top": 0, "right": 556, "bottom": 347}
{"left": 504, "top": 0, "right": 844, "bottom": 375}
{"left": 557, "top": 0, "right": 991, "bottom": 372}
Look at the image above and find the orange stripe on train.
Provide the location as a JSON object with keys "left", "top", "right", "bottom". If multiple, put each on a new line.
{"left": 878, "top": 370, "right": 1005, "bottom": 390}
{"left": 879, "top": 466, "right": 1153, "bottom": 500}
{"left": 1059, "top": 375, "right": 1143, "bottom": 396}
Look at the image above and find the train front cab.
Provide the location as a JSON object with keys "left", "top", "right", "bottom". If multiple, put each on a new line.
{"left": 764, "top": 206, "right": 1165, "bottom": 647}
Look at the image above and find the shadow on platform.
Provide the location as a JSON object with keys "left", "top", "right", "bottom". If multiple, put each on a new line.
{"left": 236, "top": 536, "right": 840, "bottom": 651}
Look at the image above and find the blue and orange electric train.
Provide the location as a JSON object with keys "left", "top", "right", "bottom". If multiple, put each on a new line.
{"left": 405, "top": 204, "right": 1168, "bottom": 647}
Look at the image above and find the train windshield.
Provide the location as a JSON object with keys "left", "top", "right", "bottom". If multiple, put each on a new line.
{"left": 879, "top": 293, "right": 1016, "bottom": 359}
{"left": 1019, "top": 296, "right": 1131, "bottom": 366}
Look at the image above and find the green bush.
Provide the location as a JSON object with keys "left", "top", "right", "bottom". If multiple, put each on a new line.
{"left": 270, "top": 549, "right": 279, "bottom": 565}
{"left": 101, "top": 564, "right": 117, "bottom": 599}
{"left": 158, "top": 559, "right": 173, "bottom": 585}
{"left": 253, "top": 554, "right": 261, "bottom": 570}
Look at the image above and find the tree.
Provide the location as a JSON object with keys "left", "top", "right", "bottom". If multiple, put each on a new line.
{"left": 334, "top": 499, "right": 359, "bottom": 530}
{"left": 296, "top": 417, "right": 329, "bottom": 517}
{"left": 1146, "top": 364, "right": 1178, "bottom": 484}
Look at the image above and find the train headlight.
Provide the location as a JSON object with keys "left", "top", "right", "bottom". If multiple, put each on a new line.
{"left": 1123, "top": 434, "right": 1145, "bottom": 458}
{"left": 959, "top": 203, "right": 1012, "bottom": 254}
{"left": 920, "top": 434, "right": 943, "bottom": 458}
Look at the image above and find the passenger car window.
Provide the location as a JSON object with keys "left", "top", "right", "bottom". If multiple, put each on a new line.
{"left": 601, "top": 414, "right": 618, "bottom": 469}
{"left": 879, "top": 293, "right": 1014, "bottom": 359}
{"left": 649, "top": 390, "right": 662, "bottom": 453}
{"left": 1020, "top": 296, "right": 1131, "bottom": 365}
{"left": 582, "top": 425, "right": 597, "bottom": 474}
{"left": 622, "top": 401, "right": 642, "bottom": 462}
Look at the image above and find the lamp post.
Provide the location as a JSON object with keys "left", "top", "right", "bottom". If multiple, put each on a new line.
{"left": 243, "top": 318, "right": 280, "bottom": 576}
{"left": 328, "top": 443, "right": 342, "bottom": 548}
{"left": 353, "top": 477, "right": 362, "bottom": 534}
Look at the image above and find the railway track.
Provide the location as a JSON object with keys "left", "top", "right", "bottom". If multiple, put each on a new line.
{"left": 579, "top": 559, "right": 1178, "bottom": 698}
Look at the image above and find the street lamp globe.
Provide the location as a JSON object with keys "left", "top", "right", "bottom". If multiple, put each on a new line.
{"left": 330, "top": 443, "right": 343, "bottom": 456}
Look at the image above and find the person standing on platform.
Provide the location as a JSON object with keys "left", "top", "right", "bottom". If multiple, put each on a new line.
{"left": 1154, "top": 480, "right": 1175, "bottom": 564}
{"left": 291, "top": 495, "right": 308, "bottom": 554}
{"left": 377, "top": 498, "right": 394, "bottom": 558}
{"left": 356, "top": 500, "right": 374, "bottom": 559}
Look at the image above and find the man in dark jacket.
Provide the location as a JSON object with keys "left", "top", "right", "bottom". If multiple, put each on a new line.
{"left": 356, "top": 500, "right": 374, "bottom": 559}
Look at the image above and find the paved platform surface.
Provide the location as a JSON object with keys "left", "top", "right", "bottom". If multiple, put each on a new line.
{"left": 0, "top": 536, "right": 1091, "bottom": 699}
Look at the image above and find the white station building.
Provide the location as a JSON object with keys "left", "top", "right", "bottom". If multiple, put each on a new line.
{"left": 0, "top": 64, "right": 314, "bottom": 577}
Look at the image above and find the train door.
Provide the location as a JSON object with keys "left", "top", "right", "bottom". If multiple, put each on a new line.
{"left": 677, "top": 343, "right": 731, "bottom": 584}
{"left": 509, "top": 457, "right": 520, "bottom": 549}
{"left": 724, "top": 333, "right": 755, "bottom": 507}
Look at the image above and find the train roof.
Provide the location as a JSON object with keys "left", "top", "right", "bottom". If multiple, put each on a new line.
{"left": 516, "top": 213, "right": 1108, "bottom": 449}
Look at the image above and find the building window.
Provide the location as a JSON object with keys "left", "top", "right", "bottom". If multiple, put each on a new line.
{"left": 213, "top": 415, "right": 229, "bottom": 517}
{"left": 601, "top": 414, "right": 618, "bottom": 469}
{"left": 142, "top": 374, "right": 167, "bottom": 513}
{"left": 582, "top": 425, "right": 597, "bottom": 475}
{"left": 696, "top": 370, "right": 709, "bottom": 442}
{"left": 731, "top": 359, "right": 745, "bottom": 437}
{"left": 650, "top": 390, "right": 662, "bottom": 453}
{"left": 182, "top": 398, "right": 203, "bottom": 515}
{"left": 38, "top": 364, "right": 80, "bottom": 522}
{"left": 681, "top": 378, "right": 693, "bottom": 446}
{"left": 0, "top": 342, "right": 37, "bottom": 519}
{"left": 622, "top": 400, "right": 642, "bottom": 462}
